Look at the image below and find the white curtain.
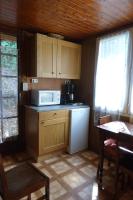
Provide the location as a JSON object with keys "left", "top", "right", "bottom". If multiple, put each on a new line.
{"left": 94, "top": 31, "right": 130, "bottom": 122}
{"left": 128, "top": 29, "right": 133, "bottom": 117}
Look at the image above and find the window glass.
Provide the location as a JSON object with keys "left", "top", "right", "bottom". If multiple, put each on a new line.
{"left": 1, "top": 40, "right": 17, "bottom": 55}
{"left": 95, "top": 32, "right": 129, "bottom": 113}
{"left": 1, "top": 55, "right": 18, "bottom": 76}
{"left": 3, "top": 118, "right": 18, "bottom": 139}
{"left": 2, "top": 98, "right": 18, "bottom": 118}
{"left": 0, "top": 34, "right": 18, "bottom": 142}
{"left": 1, "top": 77, "right": 18, "bottom": 97}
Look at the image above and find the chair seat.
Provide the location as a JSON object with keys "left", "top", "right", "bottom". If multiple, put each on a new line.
{"left": 5, "top": 162, "right": 48, "bottom": 199}
{"left": 104, "top": 138, "right": 117, "bottom": 147}
{"left": 104, "top": 139, "right": 118, "bottom": 158}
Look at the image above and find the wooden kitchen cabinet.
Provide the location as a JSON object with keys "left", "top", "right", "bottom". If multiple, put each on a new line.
{"left": 36, "top": 34, "right": 57, "bottom": 78}
{"left": 57, "top": 40, "right": 81, "bottom": 79}
{"left": 39, "top": 117, "right": 68, "bottom": 155}
{"left": 25, "top": 107, "right": 69, "bottom": 161}
{"left": 35, "top": 33, "right": 81, "bottom": 79}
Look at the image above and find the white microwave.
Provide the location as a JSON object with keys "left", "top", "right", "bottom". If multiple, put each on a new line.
{"left": 31, "top": 90, "right": 61, "bottom": 106}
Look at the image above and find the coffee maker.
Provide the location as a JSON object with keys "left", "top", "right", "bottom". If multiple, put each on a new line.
{"left": 63, "top": 80, "right": 75, "bottom": 104}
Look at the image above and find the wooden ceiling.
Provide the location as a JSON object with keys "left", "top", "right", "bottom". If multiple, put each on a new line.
{"left": 0, "top": 0, "right": 133, "bottom": 40}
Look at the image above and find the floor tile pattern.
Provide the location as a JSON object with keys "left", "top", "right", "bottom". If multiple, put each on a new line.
{"left": 50, "top": 161, "right": 71, "bottom": 174}
{"left": 2, "top": 150, "right": 133, "bottom": 200}
{"left": 62, "top": 171, "right": 87, "bottom": 189}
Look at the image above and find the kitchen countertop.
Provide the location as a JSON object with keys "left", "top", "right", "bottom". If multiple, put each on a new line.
{"left": 25, "top": 104, "right": 89, "bottom": 112}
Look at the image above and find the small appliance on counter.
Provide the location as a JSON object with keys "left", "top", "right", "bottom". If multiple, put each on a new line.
{"left": 62, "top": 80, "right": 76, "bottom": 104}
{"left": 31, "top": 90, "right": 61, "bottom": 106}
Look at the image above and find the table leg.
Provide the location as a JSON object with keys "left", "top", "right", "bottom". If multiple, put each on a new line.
{"left": 45, "top": 178, "right": 49, "bottom": 200}
{"left": 97, "top": 134, "right": 104, "bottom": 189}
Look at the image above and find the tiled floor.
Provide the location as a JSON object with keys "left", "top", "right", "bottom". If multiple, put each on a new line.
{"left": 2, "top": 150, "right": 133, "bottom": 200}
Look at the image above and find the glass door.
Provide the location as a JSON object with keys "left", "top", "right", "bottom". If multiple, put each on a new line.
{"left": 0, "top": 34, "right": 18, "bottom": 142}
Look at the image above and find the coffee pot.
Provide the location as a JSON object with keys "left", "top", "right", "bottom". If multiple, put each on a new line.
{"left": 64, "top": 81, "right": 75, "bottom": 104}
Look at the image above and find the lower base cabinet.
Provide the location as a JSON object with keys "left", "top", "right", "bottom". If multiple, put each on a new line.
{"left": 25, "top": 108, "right": 69, "bottom": 161}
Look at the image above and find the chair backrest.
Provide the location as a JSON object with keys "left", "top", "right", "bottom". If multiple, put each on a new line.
{"left": 99, "top": 115, "right": 111, "bottom": 125}
{"left": 119, "top": 115, "right": 129, "bottom": 123}
{"left": 0, "top": 155, "right": 8, "bottom": 199}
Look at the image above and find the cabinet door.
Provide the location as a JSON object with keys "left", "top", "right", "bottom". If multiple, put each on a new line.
{"left": 36, "top": 34, "right": 57, "bottom": 78}
{"left": 39, "top": 118, "right": 68, "bottom": 155}
{"left": 57, "top": 40, "right": 81, "bottom": 79}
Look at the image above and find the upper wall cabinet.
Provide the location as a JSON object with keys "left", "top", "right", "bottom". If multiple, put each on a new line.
{"left": 57, "top": 40, "right": 81, "bottom": 79}
{"left": 35, "top": 33, "right": 81, "bottom": 79}
{"left": 36, "top": 34, "right": 57, "bottom": 78}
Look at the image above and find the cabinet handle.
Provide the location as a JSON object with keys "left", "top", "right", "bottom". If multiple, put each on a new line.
{"left": 54, "top": 113, "right": 57, "bottom": 115}
{"left": 40, "top": 121, "right": 45, "bottom": 124}
{"left": 59, "top": 72, "right": 61, "bottom": 74}
{"left": 52, "top": 71, "right": 54, "bottom": 74}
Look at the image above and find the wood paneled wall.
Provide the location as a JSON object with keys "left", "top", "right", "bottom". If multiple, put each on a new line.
{"left": 78, "top": 37, "right": 99, "bottom": 153}
{"left": 21, "top": 77, "right": 66, "bottom": 105}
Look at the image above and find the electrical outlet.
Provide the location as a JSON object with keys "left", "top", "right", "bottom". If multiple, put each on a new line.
{"left": 32, "top": 78, "right": 38, "bottom": 83}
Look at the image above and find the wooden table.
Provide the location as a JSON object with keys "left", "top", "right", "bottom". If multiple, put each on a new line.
{"left": 97, "top": 121, "right": 133, "bottom": 188}
{"left": 97, "top": 121, "right": 133, "bottom": 136}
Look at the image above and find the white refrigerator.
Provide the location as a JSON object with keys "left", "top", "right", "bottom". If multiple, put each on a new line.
{"left": 68, "top": 107, "right": 90, "bottom": 154}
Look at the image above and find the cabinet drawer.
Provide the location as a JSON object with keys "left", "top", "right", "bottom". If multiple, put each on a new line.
{"left": 39, "top": 110, "right": 67, "bottom": 121}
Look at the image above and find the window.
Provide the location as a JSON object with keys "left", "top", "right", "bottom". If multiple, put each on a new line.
{"left": 95, "top": 31, "right": 132, "bottom": 115}
{"left": 0, "top": 33, "right": 18, "bottom": 142}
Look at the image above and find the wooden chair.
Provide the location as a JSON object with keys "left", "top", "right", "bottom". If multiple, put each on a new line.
{"left": 0, "top": 155, "right": 49, "bottom": 200}
{"left": 99, "top": 115, "right": 117, "bottom": 159}
{"left": 98, "top": 115, "right": 112, "bottom": 125}
{"left": 97, "top": 116, "right": 133, "bottom": 197}
{"left": 97, "top": 115, "right": 118, "bottom": 187}
{"left": 114, "top": 133, "right": 133, "bottom": 199}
